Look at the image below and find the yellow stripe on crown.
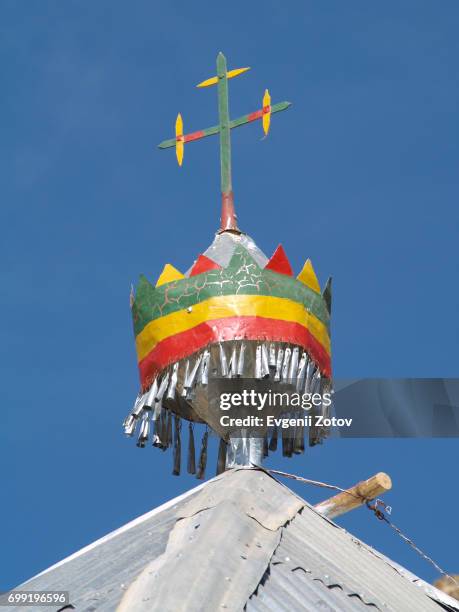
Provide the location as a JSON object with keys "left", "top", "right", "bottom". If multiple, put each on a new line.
{"left": 135, "top": 294, "right": 330, "bottom": 362}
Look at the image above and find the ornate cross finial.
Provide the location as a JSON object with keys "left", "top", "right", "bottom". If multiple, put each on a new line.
{"left": 158, "top": 52, "right": 291, "bottom": 233}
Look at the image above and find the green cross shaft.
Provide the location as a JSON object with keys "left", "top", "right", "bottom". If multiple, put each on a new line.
{"left": 217, "top": 52, "right": 232, "bottom": 202}
{"left": 158, "top": 52, "right": 291, "bottom": 232}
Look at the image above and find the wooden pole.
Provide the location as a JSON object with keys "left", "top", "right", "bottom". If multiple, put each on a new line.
{"left": 314, "top": 472, "right": 392, "bottom": 520}
{"left": 434, "top": 576, "right": 459, "bottom": 602}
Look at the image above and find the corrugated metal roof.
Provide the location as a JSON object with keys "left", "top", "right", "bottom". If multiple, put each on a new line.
{"left": 117, "top": 468, "right": 303, "bottom": 612}
{"left": 247, "top": 506, "right": 443, "bottom": 612}
{"left": 8, "top": 485, "right": 203, "bottom": 612}
{"left": 10, "top": 468, "right": 459, "bottom": 612}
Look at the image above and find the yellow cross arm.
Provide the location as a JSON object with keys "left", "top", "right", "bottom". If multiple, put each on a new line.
{"left": 196, "top": 67, "right": 250, "bottom": 88}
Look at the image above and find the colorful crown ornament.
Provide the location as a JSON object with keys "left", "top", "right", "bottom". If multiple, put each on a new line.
{"left": 123, "top": 53, "right": 332, "bottom": 478}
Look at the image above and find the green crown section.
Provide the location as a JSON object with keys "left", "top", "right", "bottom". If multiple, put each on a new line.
{"left": 132, "top": 246, "right": 330, "bottom": 337}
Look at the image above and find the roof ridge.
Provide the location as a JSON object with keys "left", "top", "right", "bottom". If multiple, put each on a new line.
{"left": 118, "top": 469, "right": 302, "bottom": 611}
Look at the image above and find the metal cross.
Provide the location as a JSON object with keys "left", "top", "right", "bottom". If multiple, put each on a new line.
{"left": 158, "top": 52, "right": 291, "bottom": 232}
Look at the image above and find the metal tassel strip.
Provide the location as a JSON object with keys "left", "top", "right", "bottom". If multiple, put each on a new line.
{"left": 216, "top": 438, "right": 227, "bottom": 475}
{"left": 296, "top": 352, "right": 308, "bottom": 392}
{"left": 269, "top": 425, "right": 278, "bottom": 451}
{"left": 321, "top": 379, "right": 333, "bottom": 420}
{"left": 123, "top": 394, "right": 140, "bottom": 428}
{"left": 159, "top": 408, "right": 168, "bottom": 450}
{"left": 184, "top": 354, "right": 203, "bottom": 393}
{"left": 131, "top": 392, "right": 142, "bottom": 411}
{"left": 144, "top": 379, "right": 158, "bottom": 409}
{"left": 287, "top": 422, "right": 294, "bottom": 457}
{"left": 158, "top": 408, "right": 167, "bottom": 450}
{"left": 166, "top": 363, "right": 179, "bottom": 400}
{"left": 263, "top": 432, "right": 269, "bottom": 457}
{"left": 288, "top": 346, "right": 299, "bottom": 385}
{"left": 161, "top": 407, "right": 172, "bottom": 451}
{"left": 281, "top": 347, "right": 292, "bottom": 382}
{"left": 281, "top": 423, "right": 292, "bottom": 457}
{"left": 236, "top": 343, "right": 246, "bottom": 377}
{"left": 274, "top": 348, "right": 284, "bottom": 381}
{"left": 124, "top": 414, "right": 137, "bottom": 437}
{"left": 304, "top": 359, "right": 315, "bottom": 394}
{"left": 219, "top": 343, "right": 229, "bottom": 377}
{"left": 314, "top": 378, "right": 333, "bottom": 443}
{"left": 308, "top": 371, "right": 324, "bottom": 447}
{"left": 228, "top": 344, "right": 237, "bottom": 377}
{"left": 311, "top": 368, "right": 321, "bottom": 395}
{"left": 136, "top": 414, "right": 150, "bottom": 448}
{"left": 166, "top": 410, "right": 173, "bottom": 448}
{"left": 196, "top": 429, "right": 209, "bottom": 480}
{"left": 172, "top": 416, "right": 181, "bottom": 476}
{"left": 261, "top": 344, "right": 270, "bottom": 378}
{"left": 181, "top": 361, "right": 190, "bottom": 396}
{"left": 152, "top": 413, "right": 162, "bottom": 448}
{"left": 132, "top": 393, "right": 147, "bottom": 418}
{"left": 187, "top": 422, "right": 196, "bottom": 474}
{"left": 255, "top": 345, "right": 262, "bottom": 379}
{"left": 152, "top": 394, "right": 163, "bottom": 420}
{"left": 199, "top": 350, "right": 210, "bottom": 385}
{"left": 156, "top": 373, "right": 170, "bottom": 404}
{"left": 293, "top": 419, "right": 305, "bottom": 454}
{"left": 269, "top": 343, "right": 277, "bottom": 368}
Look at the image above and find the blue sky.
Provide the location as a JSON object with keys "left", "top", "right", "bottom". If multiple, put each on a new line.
{"left": 1, "top": 0, "right": 459, "bottom": 591}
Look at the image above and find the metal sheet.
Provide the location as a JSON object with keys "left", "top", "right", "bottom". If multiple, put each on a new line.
{"left": 176, "top": 468, "right": 304, "bottom": 531}
{"left": 201, "top": 231, "right": 268, "bottom": 270}
{"left": 118, "top": 500, "right": 280, "bottom": 612}
{"left": 247, "top": 498, "right": 449, "bottom": 612}
{"left": 7, "top": 487, "right": 204, "bottom": 612}
{"left": 9, "top": 469, "right": 456, "bottom": 612}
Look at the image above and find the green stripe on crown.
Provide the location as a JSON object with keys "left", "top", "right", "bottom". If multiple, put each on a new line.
{"left": 132, "top": 246, "right": 330, "bottom": 337}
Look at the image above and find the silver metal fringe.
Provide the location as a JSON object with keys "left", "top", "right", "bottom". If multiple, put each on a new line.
{"left": 196, "top": 429, "right": 209, "bottom": 480}
{"left": 172, "top": 416, "right": 181, "bottom": 476}
{"left": 187, "top": 422, "right": 196, "bottom": 474}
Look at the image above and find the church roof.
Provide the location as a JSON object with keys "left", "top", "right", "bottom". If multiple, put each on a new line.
{"left": 12, "top": 468, "right": 458, "bottom": 612}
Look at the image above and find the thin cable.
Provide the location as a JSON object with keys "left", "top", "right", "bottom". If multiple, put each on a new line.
{"left": 265, "top": 467, "right": 362, "bottom": 499}
{"left": 265, "top": 467, "right": 458, "bottom": 587}
{"left": 367, "top": 499, "right": 459, "bottom": 588}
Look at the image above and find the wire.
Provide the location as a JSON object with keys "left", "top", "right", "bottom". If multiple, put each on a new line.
{"left": 264, "top": 467, "right": 362, "bottom": 498}
{"left": 366, "top": 499, "right": 459, "bottom": 588}
{"left": 264, "top": 466, "right": 459, "bottom": 588}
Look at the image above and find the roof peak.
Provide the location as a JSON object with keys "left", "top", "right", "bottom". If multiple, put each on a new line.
{"left": 13, "top": 468, "right": 459, "bottom": 612}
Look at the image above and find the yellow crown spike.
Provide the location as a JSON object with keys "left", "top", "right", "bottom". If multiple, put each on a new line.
{"left": 196, "top": 67, "right": 250, "bottom": 88}
{"left": 175, "top": 113, "right": 184, "bottom": 166}
{"left": 297, "top": 259, "right": 321, "bottom": 293}
{"left": 156, "top": 263, "right": 185, "bottom": 288}
{"left": 262, "top": 89, "right": 271, "bottom": 136}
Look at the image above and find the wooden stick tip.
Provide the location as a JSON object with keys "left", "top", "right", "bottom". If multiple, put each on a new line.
{"left": 373, "top": 472, "right": 392, "bottom": 491}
